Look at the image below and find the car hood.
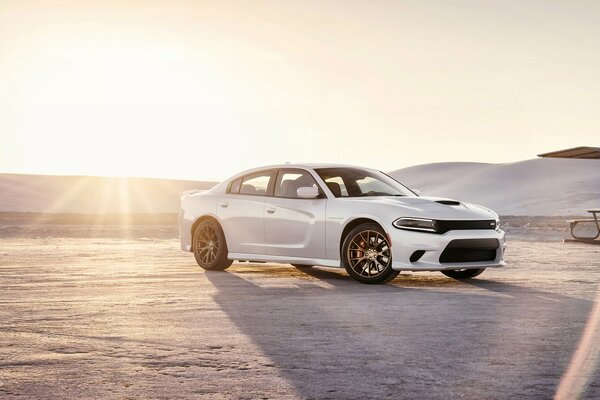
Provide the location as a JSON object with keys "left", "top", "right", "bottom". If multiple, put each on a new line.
{"left": 342, "top": 196, "right": 498, "bottom": 220}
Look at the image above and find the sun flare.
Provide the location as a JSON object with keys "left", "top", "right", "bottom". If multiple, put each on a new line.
{"left": 3, "top": 1, "right": 600, "bottom": 181}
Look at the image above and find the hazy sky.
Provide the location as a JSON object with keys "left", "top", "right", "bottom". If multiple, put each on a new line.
{"left": 1, "top": 0, "right": 599, "bottom": 180}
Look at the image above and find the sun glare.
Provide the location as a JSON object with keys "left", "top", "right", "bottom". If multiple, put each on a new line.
{"left": 3, "top": 1, "right": 600, "bottom": 181}
{"left": 16, "top": 30, "right": 250, "bottom": 181}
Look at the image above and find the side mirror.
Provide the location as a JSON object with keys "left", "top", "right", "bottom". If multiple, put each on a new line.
{"left": 297, "top": 186, "right": 319, "bottom": 199}
{"left": 413, "top": 188, "right": 421, "bottom": 195}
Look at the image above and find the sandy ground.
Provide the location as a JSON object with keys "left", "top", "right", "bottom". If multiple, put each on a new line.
{"left": 1, "top": 235, "right": 599, "bottom": 399}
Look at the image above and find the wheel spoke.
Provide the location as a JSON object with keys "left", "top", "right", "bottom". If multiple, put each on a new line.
{"left": 360, "top": 260, "right": 370, "bottom": 276}
{"left": 350, "top": 239, "right": 366, "bottom": 251}
{"left": 359, "top": 232, "right": 369, "bottom": 246}
{"left": 200, "top": 227, "right": 209, "bottom": 240}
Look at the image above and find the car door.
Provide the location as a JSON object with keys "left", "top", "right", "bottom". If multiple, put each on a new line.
{"left": 217, "top": 170, "right": 275, "bottom": 255}
{"left": 264, "top": 169, "right": 327, "bottom": 259}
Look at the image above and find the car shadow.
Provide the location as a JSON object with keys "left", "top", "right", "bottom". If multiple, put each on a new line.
{"left": 202, "top": 266, "right": 599, "bottom": 399}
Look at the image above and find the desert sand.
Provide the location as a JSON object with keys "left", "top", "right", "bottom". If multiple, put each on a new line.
{"left": 2, "top": 158, "right": 598, "bottom": 216}
{"left": 390, "top": 158, "right": 600, "bottom": 216}
{"left": 1, "top": 217, "right": 599, "bottom": 399}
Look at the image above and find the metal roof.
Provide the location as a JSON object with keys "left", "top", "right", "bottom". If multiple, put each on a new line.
{"left": 537, "top": 146, "right": 600, "bottom": 159}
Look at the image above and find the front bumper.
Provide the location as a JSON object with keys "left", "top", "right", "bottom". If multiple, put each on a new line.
{"left": 388, "top": 227, "right": 506, "bottom": 271}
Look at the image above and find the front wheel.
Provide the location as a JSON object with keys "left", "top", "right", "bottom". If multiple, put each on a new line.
{"left": 342, "top": 223, "right": 399, "bottom": 284}
{"left": 441, "top": 268, "right": 485, "bottom": 280}
{"left": 193, "top": 220, "right": 233, "bottom": 271}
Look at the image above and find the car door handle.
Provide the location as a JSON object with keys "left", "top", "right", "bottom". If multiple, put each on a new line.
{"left": 266, "top": 207, "right": 276, "bottom": 214}
{"left": 220, "top": 202, "right": 229, "bottom": 208}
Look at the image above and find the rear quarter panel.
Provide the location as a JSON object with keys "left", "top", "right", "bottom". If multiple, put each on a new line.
{"left": 180, "top": 193, "right": 220, "bottom": 251}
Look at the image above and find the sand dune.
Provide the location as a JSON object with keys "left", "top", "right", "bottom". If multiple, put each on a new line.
{"left": 0, "top": 173, "right": 215, "bottom": 213}
{"left": 1, "top": 158, "right": 597, "bottom": 216}
{"left": 390, "top": 158, "right": 599, "bottom": 216}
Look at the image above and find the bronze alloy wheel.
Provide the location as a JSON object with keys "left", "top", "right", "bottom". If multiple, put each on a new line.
{"left": 342, "top": 223, "right": 399, "bottom": 284}
{"left": 195, "top": 224, "right": 220, "bottom": 265}
{"left": 193, "top": 220, "right": 232, "bottom": 271}
{"left": 348, "top": 230, "right": 391, "bottom": 277}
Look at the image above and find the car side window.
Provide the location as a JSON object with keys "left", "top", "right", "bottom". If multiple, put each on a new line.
{"left": 228, "top": 178, "right": 242, "bottom": 194}
{"left": 322, "top": 176, "right": 348, "bottom": 197}
{"left": 239, "top": 172, "right": 272, "bottom": 196}
{"left": 274, "top": 170, "right": 319, "bottom": 199}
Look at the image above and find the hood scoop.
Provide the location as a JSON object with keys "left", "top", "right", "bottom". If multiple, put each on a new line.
{"left": 435, "top": 200, "right": 461, "bottom": 206}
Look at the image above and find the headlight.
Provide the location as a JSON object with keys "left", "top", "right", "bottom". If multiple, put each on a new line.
{"left": 393, "top": 217, "right": 438, "bottom": 232}
{"left": 495, "top": 217, "right": 500, "bottom": 231}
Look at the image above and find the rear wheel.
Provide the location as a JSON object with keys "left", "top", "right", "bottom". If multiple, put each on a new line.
{"left": 342, "top": 223, "right": 399, "bottom": 284}
{"left": 193, "top": 219, "right": 232, "bottom": 271}
{"left": 441, "top": 268, "right": 485, "bottom": 280}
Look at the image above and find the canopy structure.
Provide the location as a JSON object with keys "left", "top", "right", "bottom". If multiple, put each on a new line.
{"left": 537, "top": 146, "right": 600, "bottom": 159}
{"left": 539, "top": 146, "right": 600, "bottom": 244}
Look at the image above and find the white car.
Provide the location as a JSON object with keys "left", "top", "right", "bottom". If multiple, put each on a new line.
{"left": 179, "top": 164, "right": 506, "bottom": 284}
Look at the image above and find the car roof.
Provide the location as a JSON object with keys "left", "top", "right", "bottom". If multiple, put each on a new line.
{"left": 236, "top": 163, "right": 375, "bottom": 174}
{"left": 211, "top": 163, "right": 383, "bottom": 192}
{"left": 213, "top": 163, "right": 382, "bottom": 190}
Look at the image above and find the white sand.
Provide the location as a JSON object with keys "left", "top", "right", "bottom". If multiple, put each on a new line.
{"left": 390, "top": 158, "right": 599, "bottom": 216}
{"left": 0, "top": 233, "right": 599, "bottom": 399}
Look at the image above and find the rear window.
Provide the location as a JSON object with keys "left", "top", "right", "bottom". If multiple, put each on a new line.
{"left": 240, "top": 173, "right": 271, "bottom": 195}
{"left": 228, "top": 178, "right": 242, "bottom": 194}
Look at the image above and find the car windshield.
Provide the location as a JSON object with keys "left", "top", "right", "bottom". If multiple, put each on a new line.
{"left": 315, "top": 168, "right": 416, "bottom": 198}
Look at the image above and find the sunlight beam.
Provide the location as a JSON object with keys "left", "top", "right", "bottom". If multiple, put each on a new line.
{"left": 555, "top": 288, "right": 600, "bottom": 399}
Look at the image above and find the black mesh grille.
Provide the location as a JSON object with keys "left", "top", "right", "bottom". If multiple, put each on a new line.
{"left": 439, "top": 239, "right": 499, "bottom": 263}
{"left": 436, "top": 220, "right": 497, "bottom": 234}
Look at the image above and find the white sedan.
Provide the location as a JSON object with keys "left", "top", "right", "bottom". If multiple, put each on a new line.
{"left": 179, "top": 164, "right": 506, "bottom": 284}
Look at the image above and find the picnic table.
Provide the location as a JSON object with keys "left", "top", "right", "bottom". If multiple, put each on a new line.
{"left": 568, "top": 210, "right": 600, "bottom": 241}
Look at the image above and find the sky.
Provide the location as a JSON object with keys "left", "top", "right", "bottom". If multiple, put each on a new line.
{"left": 1, "top": 0, "right": 599, "bottom": 181}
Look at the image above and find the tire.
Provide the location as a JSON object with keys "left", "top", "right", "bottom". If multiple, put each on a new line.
{"left": 441, "top": 268, "right": 485, "bottom": 280}
{"left": 291, "top": 264, "right": 313, "bottom": 269}
{"left": 342, "top": 222, "right": 399, "bottom": 284}
{"left": 192, "top": 219, "right": 233, "bottom": 271}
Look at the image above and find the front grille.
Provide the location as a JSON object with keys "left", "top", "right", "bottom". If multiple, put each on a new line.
{"left": 436, "top": 220, "right": 497, "bottom": 234}
{"left": 439, "top": 239, "right": 499, "bottom": 263}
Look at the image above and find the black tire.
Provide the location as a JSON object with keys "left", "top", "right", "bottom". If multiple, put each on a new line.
{"left": 342, "top": 222, "right": 399, "bottom": 284}
{"left": 441, "top": 268, "right": 485, "bottom": 280}
{"left": 291, "top": 263, "right": 313, "bottom": 269}
{"left": 192, "top": 219, "right": 233, "bottom": 271}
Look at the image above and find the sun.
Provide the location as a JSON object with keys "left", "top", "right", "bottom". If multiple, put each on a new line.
{"left": 16, "top": 30, "right": 250, "bottom": 181}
